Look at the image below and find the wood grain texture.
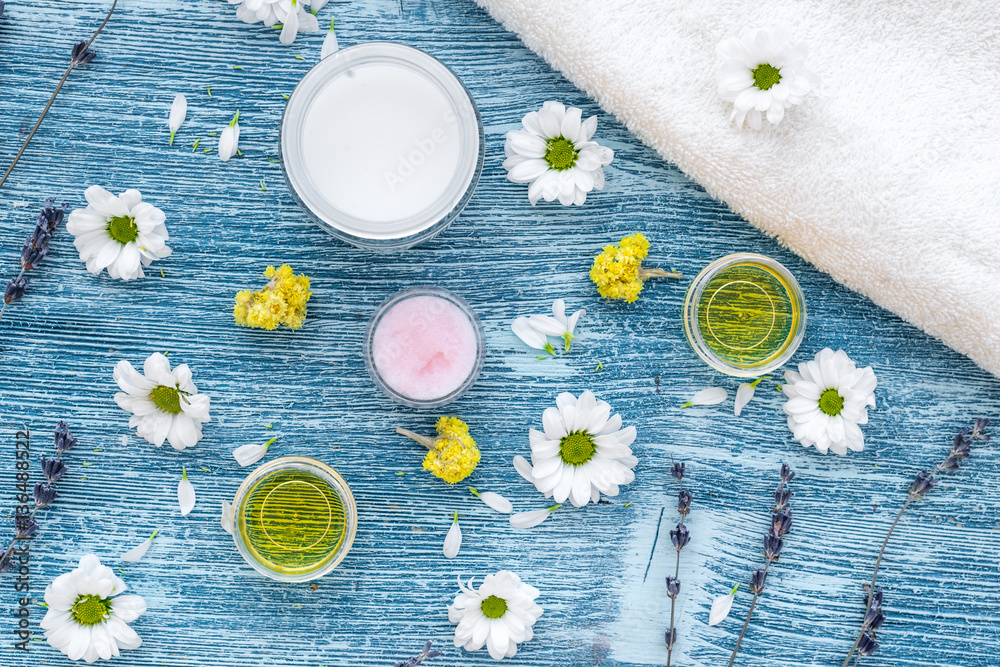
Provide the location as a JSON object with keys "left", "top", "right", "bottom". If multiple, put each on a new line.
{"left": 1, "top": 1, "right": 999, "bottom": 666}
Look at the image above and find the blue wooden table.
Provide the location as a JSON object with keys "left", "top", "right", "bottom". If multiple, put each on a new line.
{"left": 1, "top": 1, "right": 999, "bottom": 666}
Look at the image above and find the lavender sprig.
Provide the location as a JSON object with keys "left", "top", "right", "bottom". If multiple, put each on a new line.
{"left": 0, "top": 0, "right": 117, "bottom": 192}
{"left": 1, "top": 199, "right": 67, "bottom": 326}
{"left": 0, "top": 422, "right": 78, "bottom": 575}
{"left": 840, "top": 418, "right": 990, "bottom": 666}
{"left": 392, "top": 640, "right": 442, "bottom": 667}
{"left": 726, "top": 463, "right": 795, "bottom": 667}
{"left": 665, "top": 460, "right": 691, "bottom": 666}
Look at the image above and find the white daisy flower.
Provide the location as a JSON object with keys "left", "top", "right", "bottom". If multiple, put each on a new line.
{"left": 782, "top": 348, "right": 877, "bottom": 455}
{"left": 113, "top": 352, "right": 211, "bottom": 451}
{"left": 168, "top": 93, "right": 186, "bottom": 145}
{"left": 449, "top": 570, "right": 543, "bottom": 660}
{"left": 41, "top": 554, "right": 147, "bottom": 663}
{"left": 503, "top": 101, "right": 614, "bottom": 206}
{"left": 219, "top": 111, "right": 240, "bottom": 162}
{"left": 228, "top": 0, "right": 320, "bottom": 43}
{"left": 527, "top": 299, "right": 586, "bottom": 352}
{"left": 680, "top": 387, "right": 727, "bottom": 408}
{"left": 444, "top": 512, "right": 462, "bottom": 559}
{"left": 521, "top": 390, "right": 638, "bottom": 507}
{"left": 65, "top": 185, "right": 172, "bottom": 281}
{"left": 717, "top": 26, "right": 819, "bottom": 130}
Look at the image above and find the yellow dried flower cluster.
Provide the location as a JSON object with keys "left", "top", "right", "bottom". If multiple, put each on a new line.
{"left": 589, "top": 233, "right": 651, "bottom": 303}
{"left": 233, "top": 264, "right": 312, "bottom": 331}
{"left": 423, "top": 416, "right": 480, "bottom": 484}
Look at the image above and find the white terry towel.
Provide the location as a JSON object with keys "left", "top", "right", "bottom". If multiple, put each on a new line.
{"left": 475, "top": 0, "right": 1000, "bottom": 377}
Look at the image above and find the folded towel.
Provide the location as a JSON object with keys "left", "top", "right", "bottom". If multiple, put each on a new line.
{"left": 475, "top": 0, "right": 1000, "bottom": 377}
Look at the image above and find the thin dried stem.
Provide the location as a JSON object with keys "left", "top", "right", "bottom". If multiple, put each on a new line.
{"left": 726, "top": 561, "right": 771, "bottom": 667}
{"left": 0, "top": 0, "right": 118, "bottom": 192}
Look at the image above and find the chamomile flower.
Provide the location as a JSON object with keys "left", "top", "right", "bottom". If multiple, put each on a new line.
{"left": 590, "top": 233, "right": 680, "bottom": 303}
{"left": 397, "top": 417, "right": 480, "bottom": 484}
{"left": 503, "top": 101, "right": 614, "bottom": 206}
{"left": 717, "top": 26, "right": 819, "bottom": 130}
{"left": 113, "top": 352, "right": 211, "bottom": 451}
{"left": 41, "top": 554, "right": 146, "bottom": 663}
{"left": 449, "top": 570, "right": 543, "bottom": 660}
{"left": 782, "top": 348, "right": 877, "bottom": 455}
{"left": 522, "top": 390, "right": 638, "bottom": 507}
{"left": 65, "top": 186, "right": 171, "bottom": 281}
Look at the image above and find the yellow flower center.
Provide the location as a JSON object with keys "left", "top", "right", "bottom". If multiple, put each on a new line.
{"left": 480, "top": 595, "right": 508, "bottom": 619}
{"left": 752, "top": 63, "right": 781, "bottom": 91}
{"left": 545, "top": 137, "right": 578, "bottom": 171}
{"left": 107, "top": 215, "right": 138, "bottom": 244}
{"left": 150, "top": 385, "right": 182, "bottom": 414}
{"left": 819, "top": 388, "right": 844, "bottom": 416}
{"left": 71, "top": 594, "right": 112, "bottom": 626}
{"left": 560, "top": 430, "right": 596, "bottom": 466}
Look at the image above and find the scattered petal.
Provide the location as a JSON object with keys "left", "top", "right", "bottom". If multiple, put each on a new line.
{"left": 443, "top": 513, "right": 462, "bottom": 559}
{"left": 681, "top": 387, "right": 727, "bottom": 408}
{"left": 221, "top": 500, "right": 233, "bottom": 535}
{"left": 512, "top": 455, "right": 534, "bottom": 483}
{"left": 735, "top": 376, "right": 768, "bottom": 416}
{"left": 510, "top": 505, "right": 560, "bottom": 529}
{"left": 233, "top": 437, "right": 276, "bottom": 467}
{"left": 121, "top": 530, "right": 158, "bottom": 562}
{"left": 178, "top": 468, "right": 195, "bottom": 516}
{"left": 470, "top": 487, "right": 513, "bottom": 513}
{"left": 709, "top": 585, "right": 739, "bottom": 626}
{"left": 168, "top": 93, "right": 187, "bottom": 144}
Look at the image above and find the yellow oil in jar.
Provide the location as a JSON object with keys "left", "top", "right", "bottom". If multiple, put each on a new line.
{"left": 238, "top": 468, "right": 346, "bottom": 576}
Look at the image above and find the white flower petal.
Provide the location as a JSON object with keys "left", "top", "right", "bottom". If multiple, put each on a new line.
{"left": 683, "top": 387, "right": 727, "bottom": 407}
{"left": 121, "top": 532, "right": 156, "bottom": 562}
{"left": 178, "top": 471, "right": 195, "bottom": 516}
{"left": 219, "top": 123, "right": 240, "bottom": 161}
{"left": 734, "top": 382, "right": 756, "bottom": 416}
{"left": 321, "top": 30, "right": 339, "bottom": 59}
{"left": 444, "top": 516, "right": 462, "bottom": 559}
{"left": 512, "top": 316, "right": 550, "bottom": 350}
{"left": 709, "top": 587, "right": 738, "bottom": 626}
{"left": 221, "top": 500, "right": 234, "bottom": 535}
{"left": 512, "top": 455, "right": 535, "bottom": 483}
{"left": 233, "top": 442, "right": 270, "bottom": 467}
{"left": 474, "top": 489, "right": 513, "bottom": 514}
{"left": 168, "top": 93, "right": 187, "bottom": 136}
{"left": 509, "top": 508, "right": 553, "bottom": 529}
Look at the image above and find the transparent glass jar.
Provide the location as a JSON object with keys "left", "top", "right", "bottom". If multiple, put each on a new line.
{"left": 364, "top": 286, "right": 486, "bottom": 409}
{"left": 231, "top": 456, "right": 357, "bottom": 582}
{"left": 682, "top": 253, "right": 807, "bottom": 377}
{"left": 280, "top": 42, "right": 484, "bottom": 252}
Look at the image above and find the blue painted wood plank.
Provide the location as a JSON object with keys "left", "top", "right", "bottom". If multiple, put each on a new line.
{"left": 0, "top": 1, "right": 998, "bottom": 666}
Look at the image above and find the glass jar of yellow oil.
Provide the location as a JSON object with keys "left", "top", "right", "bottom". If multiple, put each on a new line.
{"left": 231, "top": 456, "right": 357, "bottom": 582}
{"left": 682, "top": 253, "right": 806, "bottom": 377}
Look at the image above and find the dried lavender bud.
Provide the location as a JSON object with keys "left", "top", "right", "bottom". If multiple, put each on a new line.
{"left": 671, "top": 461, "right": 685, "bottom": 481}
{"left": 771, "top": 509, "right": 792, "bottom": 537}
{"left": 54, "top": 421, "right": 77, "bottom": 453}
{"left": 863, "top": 608, "right": 885, "bottom": 632}
{"left": 14, "top": 512, "right": 37, "bottom": 539}
{"left": 974, "top": 417, "right": 991, "bottom": 433}
{"left": 774, "top": 484, "right": 792, "bottom": 510}
{"left": 71, "top": 41, "right": 97, "bottom": 65}
{"left": 857, "top": 633, "right": 879, "bottom": 656}
{"left": 941, "top": 455, "right": 961, "bottom": 472}
{"left": 666, "top": 576, "right": 681, "bottom": 598}
{"left": 4, "top": 277, "right": 28, "bottom": 304}
{"left": 33, "top": 483, "right": 58, "bottom": 508}
{"left": 764, "top": 534, "right": 783, "bottom": 561}
{"left": 750, "top": 568, "right": 768, "bottom": 594}
{"left": 909, "top": 470, "right": 937, "bottom": 497}
{"left": 0, "top": 2, "right": 5, "bottom": 19}
{"left": 393, "top": 640, "right": 441, "bottom": 667}
{"left": 864, "top": 586, "right": 884, "bottom": 613}
{"left": 20, "top": 232, "right": 50, "bottom": 271}
{"left": 677, "top": 489, "right": 692, "bottom": 515}
{"left": 670, "top": 523, "right": 690, "bottom": 550}
{"left": 39, "top": 199, "right": 66, "bottom": 232}
{"left": 779, "top": 462, "right": 795, "bottom": 484}
{"left": 41, "top": 456, "right": 67, "bottom": 483}
{"left": 0, "top": 545, "right": 14, "bottom": 574}
{"left": 665, "top": 627, "right": 677, "bottom": 649}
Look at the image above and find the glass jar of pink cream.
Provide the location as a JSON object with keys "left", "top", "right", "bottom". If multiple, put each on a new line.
{"left": 363, "top": 286, "right": 486, "bottom": 409}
